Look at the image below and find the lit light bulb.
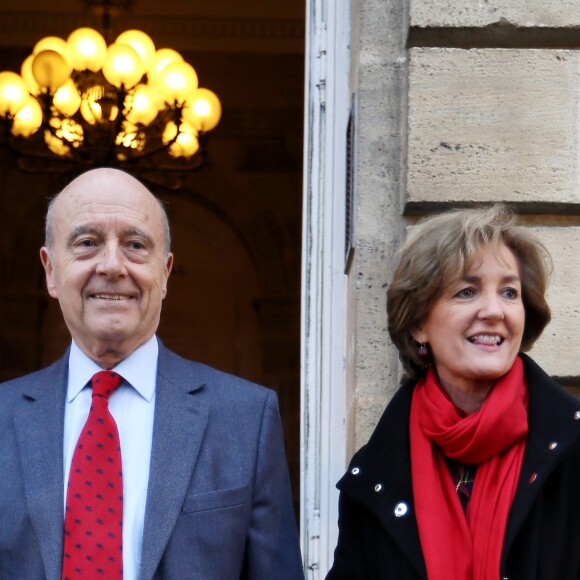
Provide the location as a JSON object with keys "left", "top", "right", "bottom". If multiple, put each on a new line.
{"left": 67, "top": 28, "right": 107, "bottom": 72}
{"left": 33, "top": 36, "right": 72, "bottom": 66}
{"left": 21, "top": 55, "right": 41, "bottom": 95}
{"left": 183, "top": 88, "right": 222, "bottom": 132}
{"left": 116, "top": 30, "right": 156, "bottom": 74}
{"left": 149, "top": 48, "right": 183, "bottom": 86}
{"left": 156, "top": 61, "right": 198, "bottom": 106}
{"left": 11, "top": 96, "right": 43, "bottom": 137}
{"left": 31, "top": 50, "right": 71, "bottom": 92}
{"left": 103, "top": 43, "right": 145, "bottom": 89}
{"left": 126, "top": 84, "right": 160, "bottom": 126}
{"left": 0, "top": 71, "right": 29, "bottom": 117}
{"left": 163, "top": 120, "right": 199, "bottom": 158}
{"left": 53, "top": 79, "right": 81, "bottom": 116}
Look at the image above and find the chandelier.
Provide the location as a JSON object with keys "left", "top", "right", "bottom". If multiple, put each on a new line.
{"left": 0, "top": 24, "right": 221, "bottom": 177}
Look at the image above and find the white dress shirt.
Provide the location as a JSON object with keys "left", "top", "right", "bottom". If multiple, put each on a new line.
{"left": 63, "top": 336, "right": 158, "bottom": 580}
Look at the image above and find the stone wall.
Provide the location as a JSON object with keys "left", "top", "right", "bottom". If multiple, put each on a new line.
{"left": 349, "top": 0, "right": 408, "bottom": 450}
{"left": 351, "top": 0, "right": 580, "bottom": 447}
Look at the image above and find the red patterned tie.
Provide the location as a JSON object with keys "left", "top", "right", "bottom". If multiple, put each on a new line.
{"left": 62, "top": 371, "right": 123, "bottom": 579}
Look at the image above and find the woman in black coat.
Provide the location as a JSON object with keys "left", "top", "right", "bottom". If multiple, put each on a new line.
{"left": 327, "top": 205, "right": 580, "bottom": 580}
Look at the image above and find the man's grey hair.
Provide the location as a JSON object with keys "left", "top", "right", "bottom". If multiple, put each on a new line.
{"left": 44, "top": 193, "right": 172, "bottom": 259}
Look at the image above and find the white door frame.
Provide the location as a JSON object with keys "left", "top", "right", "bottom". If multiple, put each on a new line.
{"left": 300, "top": 0, "right": 352, "bottom": 576}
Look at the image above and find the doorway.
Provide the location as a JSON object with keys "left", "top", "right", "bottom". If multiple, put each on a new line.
{"left": 0, "top": 0, "right": 305, "bottom": 514}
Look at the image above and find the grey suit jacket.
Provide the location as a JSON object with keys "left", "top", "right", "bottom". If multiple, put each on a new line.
{"left": 0, "top": 342, "right": 304, "bottom": 579}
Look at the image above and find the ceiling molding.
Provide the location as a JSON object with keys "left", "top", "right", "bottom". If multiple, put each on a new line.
{"left": 0, "top": 11, "right": 305, "bottom": 54}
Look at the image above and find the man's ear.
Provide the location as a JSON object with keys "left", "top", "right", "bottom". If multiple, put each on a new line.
{"left": 40, "top": 247, "right": 58, "bottom": 299}
{"left": 161, "top": 253, "right": 174, "bottom": 298}
{"left": 166, "top": 253, "right": 174, "bottom": 277}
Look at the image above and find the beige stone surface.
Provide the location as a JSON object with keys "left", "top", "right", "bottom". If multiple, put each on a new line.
{"left": 528, "top": 226, "right": 580, "bottom": 378}
{"left": 407, "top": 48, "right": 580, "bottom": 208}
{"left": 351, "top": 0, "right": 408, "bottom": 448}
{"left": 410, "top": 0, "right": 580, "bottom": 27}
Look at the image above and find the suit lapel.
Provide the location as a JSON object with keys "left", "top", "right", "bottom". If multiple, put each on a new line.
{"left": 14, "top": 358, "right": 67, "bottom": 580}
{"left": 140, "top": 351, "right": 209, "bottom": 580}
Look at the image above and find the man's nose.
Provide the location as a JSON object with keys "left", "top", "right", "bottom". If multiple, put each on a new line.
{"left": 95, "top": 242, "right": 127, "bottom": 276}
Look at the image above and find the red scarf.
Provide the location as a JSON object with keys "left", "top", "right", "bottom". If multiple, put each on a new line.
{"left": 410, "top": 356, "right": 528, "bottom": 580}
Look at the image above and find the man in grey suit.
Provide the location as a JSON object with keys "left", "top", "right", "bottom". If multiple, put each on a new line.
{"left": 0, "top": 167, "right": 304, "bottom": 579}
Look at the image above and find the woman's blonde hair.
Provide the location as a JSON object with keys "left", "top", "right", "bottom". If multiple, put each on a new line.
{"left": 387, "top": 205, "right": 552, "bottom": 379}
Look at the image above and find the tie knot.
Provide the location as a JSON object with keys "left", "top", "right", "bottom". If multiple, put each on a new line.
{"left": 91, "top": 370, "right": 122, "bottom": 400}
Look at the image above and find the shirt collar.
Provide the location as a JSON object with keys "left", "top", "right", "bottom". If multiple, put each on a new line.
{"left": 67, "top": 336, "right": 159, "bottom": 403}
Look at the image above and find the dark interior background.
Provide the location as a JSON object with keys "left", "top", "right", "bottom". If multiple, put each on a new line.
{"left": 0, "top": 0, "right": 305, "bottom": 512}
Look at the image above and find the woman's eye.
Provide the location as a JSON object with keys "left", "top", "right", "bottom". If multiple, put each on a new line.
{"left": 456, "top": 287, "right": 476, "bottom": 298}
{"left": 502, "top": 287, "right": 520, "bottom": 299}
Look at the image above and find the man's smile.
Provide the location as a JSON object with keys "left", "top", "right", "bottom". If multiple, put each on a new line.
{"left": 89, "top": 293, "right": 133, "bottom": 301}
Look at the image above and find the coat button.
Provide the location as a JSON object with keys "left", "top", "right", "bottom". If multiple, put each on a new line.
{"left": 351, "top": 467, "right": 360, "bottom": 475}
{"left": 374, "top": 483, "right": 383, "bottom": 492}
{"left": 394, "top": 502, "right": 408, "bottom": 517}
{"left": 528, "top": 472, "right": 538, "bottom": 484}
{"left": 575, "top": 411, "right": 580, "bottom": 420}
{"left": 548, "top": 441, "right": 558, "bottom": 450}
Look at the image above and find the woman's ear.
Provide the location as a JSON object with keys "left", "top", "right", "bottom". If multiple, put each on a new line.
{"left": 411, "top": 327, "right": 426, "bottom": 344}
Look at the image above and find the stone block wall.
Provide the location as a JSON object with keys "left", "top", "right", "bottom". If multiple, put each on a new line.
{"left": 410, "top": 1, "right": 580, "bottom": 28}
{"left": 350, "top": 0, "right": 408, "bottom": 450}
{"left": 408, "top": 49, "right": 580, "bottom": 209}
{"left": 351, "top": 0, "right": 580, "bottom": 448}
